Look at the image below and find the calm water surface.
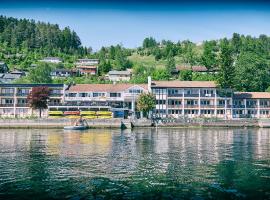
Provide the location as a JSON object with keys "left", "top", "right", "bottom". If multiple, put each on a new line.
{"left": 0, "top": 128, "right": 269, "bottom": 200}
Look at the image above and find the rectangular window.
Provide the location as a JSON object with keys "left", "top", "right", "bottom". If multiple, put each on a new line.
{"left": 1, "top": 88, "right": 14, "bottom": 94}
{"left": 110, "top": 93, "right": 121, "bottom": 97}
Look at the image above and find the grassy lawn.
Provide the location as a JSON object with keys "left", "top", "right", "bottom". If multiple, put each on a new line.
{"left": 128, "top": 53, "right": 185, "bottom": 69}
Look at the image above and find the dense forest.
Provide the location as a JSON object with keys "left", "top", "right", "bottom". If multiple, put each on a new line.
{"left": 1, "top": 15, "right": 270, "bottom": 92}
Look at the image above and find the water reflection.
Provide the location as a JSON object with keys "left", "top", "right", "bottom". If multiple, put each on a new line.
{"left": 0, "top": 128, "right": 269, "bottom": 199}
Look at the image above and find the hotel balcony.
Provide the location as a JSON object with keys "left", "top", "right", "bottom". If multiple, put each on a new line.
{"left": 0, "top": 104, "right": 14, "bottom": 107}
{"left": 167, "top": 104, "right": 182, "bottom": 109}
{"left": 49, "top": 93, "right": 63, "bottom": 97}
{"left": 0, "top": 93, "right": 14, "bottom": 96}
{"left": 167, "top": 93, "right": 183, "bottom": 97}
{"left": 184, "top": 104, "right": 199, "bottom": 108}
{"left": 260, "top": 105, "right": 270, "bottom": 108}
{"left": 200, "top": 93, "right": 215, "bottom": 98}
{"left": 16, "top": 104, "right": 29, "bottom": 107}
{"left": 184, "top": 94, "right": 199, "bottom": 97}
{"left": 200, "top": 105, "right": 216, "bottom": 108}
{"left": 16, "top": 93, "right": 29, "bottom": 96}
{"left": 246, "top": 105, "right": 259, "bottom": 108}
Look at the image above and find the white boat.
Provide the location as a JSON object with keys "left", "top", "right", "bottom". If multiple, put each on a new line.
{"left": 64, "top": 125, "right": 88, "bottom": 130}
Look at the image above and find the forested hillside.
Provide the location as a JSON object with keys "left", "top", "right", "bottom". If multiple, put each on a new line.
{"left": 0, "top": 15, "right": 90, "bottom": 69}
{"left": 1, "top": 15, "right": 270, "bottom": 92}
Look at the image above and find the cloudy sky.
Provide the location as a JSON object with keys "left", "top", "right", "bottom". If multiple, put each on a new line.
{"left": 1, "top": 0, "right": 270, "bottom": 50}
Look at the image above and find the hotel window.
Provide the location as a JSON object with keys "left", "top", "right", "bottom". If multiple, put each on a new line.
{"left": 93, "top": 92, "right": 106, "bottom": 97}
{"left": 110, "top": 93, "right": 121, "bottom": 97}
{"left": 129, "top": 89, "right": 142, "bottom": 94}
{"left": 218, "top": 100, "right": 225, "bottom": 105}
{"left": 2, "top": 99, "right": 13, "bottom": 104}
{"left": 187, "top": 100, "right": 197, "bottom": 105}
{"left": 17, "top": 99, "right": 27, "bottom": 104}
{"left": 1, "top": 88, "right": 14, "bottom": 94}
{"left": 17, "top": 88, "right": 30, "bottom": 94}
{"left": 51, "top": 89, "right": 61, "bottom": 94}
{"left": 156, "top": 100, "right": 166, "bottom": 104}
{"left": 152, "top": 89, "right": 159, "bottom": 94}
{"left": 201, "top": 100, "right": 210, "bottom": 105}
{"left": 79, "top": 93, "right": 87, "bottom": 97}
{"left": 67, "top": 93, "right": 77, "bottom": 97}
{"left": 217, "top": 110, "right": 224, "bottom": 114}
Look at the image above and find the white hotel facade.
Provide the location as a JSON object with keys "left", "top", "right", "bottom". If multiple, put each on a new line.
{"left": 1, "top": 78, "right": 270, "bottom": 119}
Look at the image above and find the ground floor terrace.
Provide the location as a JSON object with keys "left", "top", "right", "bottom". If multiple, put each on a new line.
{"left": 155, "top": 106, "right": 270, "bottom": 119}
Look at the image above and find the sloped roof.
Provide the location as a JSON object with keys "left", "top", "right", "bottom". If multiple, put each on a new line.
{"left": 151, "top": 81, "right": 217, "bottom": 88}
{"left": 67, "top": 83, "right": 148, "bottom": 93}
{"left": 234, "top": 92, "right": 270, "bottom": 99}
{"left": 108, "top": 70, "right": 131, "bottom": 75}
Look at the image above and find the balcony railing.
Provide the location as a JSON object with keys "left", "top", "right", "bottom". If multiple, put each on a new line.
{"left": 233, "top": 105, "right": 245, "bottom": 108}
{"left": 0, "top": 93, "right": 14, "bottom": 96}
{"left": 0, "top": 104, "right": 14, "bottom": 107}
{"left": 200, "top": 94, "right": 215, "bottom": 97}
{"left": 50, "top": 93, "right": 63, "bottom": 97}
{"left": 168, "top": 94, "right": 183, "bottom": 97}
{"left": 167, "top": 104, "right": 182, "bottom": 108}
{"left": 246, "top": 105, "right": 258, "bottom": 108}
{"left": 16, "top": 93, "right": 29, "bottom": 96}
{"left": 260, "top": 105, "right": 270, "bottom": 108}
{"left": 184, "top": 94, "right": 199, "bottom": 97}
{"left": 200, "top": 105, "right": 216, "bottom": 108}
{"left": 16, "top": 104, "right": 29, "bottom": 107}
{"left": 184, "top": 104, "right": 199, "bottom": 108}
{"left": 48, "top": 101, "right": 127, "bottom": 108}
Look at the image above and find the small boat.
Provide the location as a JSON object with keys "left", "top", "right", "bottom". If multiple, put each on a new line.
{"left": 64, "top": 125, "right": 88, "bottom": 130}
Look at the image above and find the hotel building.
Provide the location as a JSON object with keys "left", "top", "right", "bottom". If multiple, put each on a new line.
{"left": 0, "top": 84, "right": 64, "bottom": 118}
{"left": 48, "top": 83, "right": 148, "bottom": 118}
{"left": 151, "top": 80, "right": 234, "bottom": 119}
{"left": 1, "top": 79, "right": 270, "bottom": 119}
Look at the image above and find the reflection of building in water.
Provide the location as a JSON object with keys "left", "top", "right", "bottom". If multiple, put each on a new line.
{"left": 256, "top": 129, "right": 270, "bottom": 159}
{"left": 231, "top": 128, "right": 270, "bottom": 161}
{"left": 45, "top": 130, "right": 112, "bottom": 157}
{"left": 0, "top": 129, "right": 33, "bottom": 152}
{"left": 107, "top": 129, "right": 137, "bottom": 171}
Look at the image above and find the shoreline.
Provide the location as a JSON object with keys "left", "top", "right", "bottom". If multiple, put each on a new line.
{"left": 0, "top": 118, "right": 269, "bottom": 129}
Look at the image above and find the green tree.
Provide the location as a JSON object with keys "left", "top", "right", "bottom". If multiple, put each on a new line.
{"left": 142, "top": 37, "right": 157, "bottom": 49}
{"left": 217, "top": 39, "right": 235, "bottom": 89}
{"left": 182, "top": 40, "right": 197, "bottom": 66}
{"left": 235, "top": 52, "right": 270, "bottom": 91}
{"left": 28, "top": 63, "right": 52, "bottom": 83}
{"left": 152, "top": 68, "right": 170, "bottom": 80}
{"left": 201, "top": 41, "right": 217, "bottom": 70}
{"left": 179, "top": 69, "right": 192, "bottom": 81}
{"left": 166, "top": 54, "right": 176, "bottom": 74}
{"left": 137, "top": 93, "right": 156, "bottom": 118}
{"left": 231, "top": 33, "right": 242, "bottom": 55}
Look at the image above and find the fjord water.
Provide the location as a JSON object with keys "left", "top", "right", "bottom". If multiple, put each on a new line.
{"left": 0, "top": 128, "right": 269, "bottom": 200}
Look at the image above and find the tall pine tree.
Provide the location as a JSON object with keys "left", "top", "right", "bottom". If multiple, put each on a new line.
{"left": 218, "top": 39, "right": 235, "bottom": 89}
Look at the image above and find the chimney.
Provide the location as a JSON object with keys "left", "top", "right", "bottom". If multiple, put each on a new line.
{"left": 147, "top": 76, "right": 152, "bottom": 93}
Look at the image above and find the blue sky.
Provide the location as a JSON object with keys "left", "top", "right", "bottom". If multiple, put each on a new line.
{"left": 0, "top": 0, "right": 270, "bottom": 50}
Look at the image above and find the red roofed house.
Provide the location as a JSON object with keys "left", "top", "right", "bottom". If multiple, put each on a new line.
{"left": 76, "top": 59, "right": 99, "bottom": 76}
